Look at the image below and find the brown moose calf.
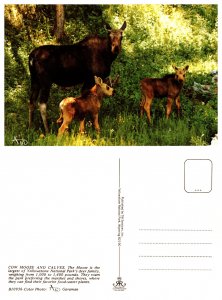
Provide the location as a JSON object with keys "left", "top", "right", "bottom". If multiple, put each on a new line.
{"left": 57, "top": 76, "right": 113, "bottom": 136}
{"left": 140, "top": 65, "right": 189, "bottom": 123}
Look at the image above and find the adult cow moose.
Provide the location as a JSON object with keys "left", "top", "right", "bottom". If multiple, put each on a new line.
{"left": 28, "top": 21, "right": 126, "bottom": 133}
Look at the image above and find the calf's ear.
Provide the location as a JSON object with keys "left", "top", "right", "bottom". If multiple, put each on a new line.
{"left": 94, "top": 76, "right": 103, "bottom": 85}
{"left": 172, "top": 65, "right": 178, "bottom": 71}
{"left": 184, "top": 65, "right": 189, "bottom": 71}
{"left": 120, "top": 21, "right": 127, "bottom": 31}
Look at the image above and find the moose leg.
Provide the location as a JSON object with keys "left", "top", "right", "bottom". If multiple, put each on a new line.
{"left": 58, "top": 122, "right": 69, "bottom": 136}
{"left": 29, "top": 103, "right": 35, "bottom": 129}
{"left": 57, "top": 114, "right": 73, "bottom": 137}
{"left": 166, "top": 97, "right": 173, "bottom": 119}
{"left": 175, "top": 96, "right": 181, "bottom": 117}
{"left": 39, "top": 103, "right": 49, "bottom": 134}
{"left": 143, "top": 97, "right": 153, "bottom": 123}
{"left": 39, "top": 85, "right": 51, "bottom": 134}
{"left": 93, "top": 113, "right": 100, "bottom": 132}
{"left": 57, "top": 104, "right": 75, "bottom": 137}
{"left": 29, "top": 83, "right": 40, "bottom": 129}
{"left": 79, "top": 118, "right": 86, "bottom": 134}
{"left": 140, "top": 96, "right": 146, "bottom": 117}
{"left": 56, "top": 112, "right": 63, "bottom": 124}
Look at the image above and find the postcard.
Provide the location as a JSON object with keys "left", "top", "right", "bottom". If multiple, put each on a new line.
{"left": 1, "top": 1, "right": 221, "bottom": 300}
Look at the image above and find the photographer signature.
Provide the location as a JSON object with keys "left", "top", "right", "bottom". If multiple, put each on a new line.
{"left": 49, "top": 285, "right": 60, "bottom": 292}
{"left": 12, "top": 136, "right": 28, "bottom": 146}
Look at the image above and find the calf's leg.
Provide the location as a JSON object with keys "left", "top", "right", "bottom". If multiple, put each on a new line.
{"left": 175, "top": 96, "right": 181, "bottom": 117}
{"left": 143, "top": 97, "right": 153, "bottom": 123}
{"left": 166, "top": 97, "right": 173, "bottom": 119}
{"left": 140, "top": 96, "right": 146, "bottom": 117}
{"left": 92, "top": 113, "right": 100, "bottom": 132}
{"left": 79, "top": 118, "right": 86, "bottom": 134}
{"left": 57, "top": 104, "right": 75, "bottom": 137}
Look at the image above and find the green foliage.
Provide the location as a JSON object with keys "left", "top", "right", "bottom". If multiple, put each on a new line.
{"left": 4, "top": 4, "right": 218, "bottom": 146}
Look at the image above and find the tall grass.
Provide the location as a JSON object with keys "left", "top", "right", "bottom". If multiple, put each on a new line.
{"left": 5, "top": 112, "right": 212, "bottom": 146}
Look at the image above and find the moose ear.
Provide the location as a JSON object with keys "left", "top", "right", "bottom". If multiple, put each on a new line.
{"left": 94, "top": 76, "right": 103, "bottom": 85}
{"left": 172, "top": 65, "right": 178, "bottom": 71}
{"left": 184, "top": 65, "right": 189, "bottom": 71}
{"left": 120, "top": 21, "right": 127, "bottom": 31}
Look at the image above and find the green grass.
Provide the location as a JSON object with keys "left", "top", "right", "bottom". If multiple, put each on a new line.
{"left": 5, "top": 111, "right": 214, "bottom": 146}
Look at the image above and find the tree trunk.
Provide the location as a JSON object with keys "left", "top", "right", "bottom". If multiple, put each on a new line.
{"left": 54, "top": 5, "right": 65, "bottom": 43}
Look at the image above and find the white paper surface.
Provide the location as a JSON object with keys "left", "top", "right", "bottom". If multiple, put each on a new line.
{"left": 1, "top": 147, "right": 221, "bottom": 300}
{"left": 1, "top": 1, "right": 221, "bottom": 300}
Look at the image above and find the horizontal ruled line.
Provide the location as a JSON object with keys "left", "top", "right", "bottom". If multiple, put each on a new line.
{"left": 139, "top": 268, "right": 212, "bottom": 271}
{"left": 139, "top": 255, "right": 212, "bottom": 258}
{"left": 139, "top": 242, "right": 212, "bottom": 245}
{"left": 139, "top": 229, "right": 212, "bottom": 232}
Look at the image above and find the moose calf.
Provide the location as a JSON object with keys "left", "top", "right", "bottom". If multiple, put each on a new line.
{"left": 57, "top": 76, "right": 113, "bottom": 136}
{"left": 140, "top": 65, "right": 189, "bottom": 123}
